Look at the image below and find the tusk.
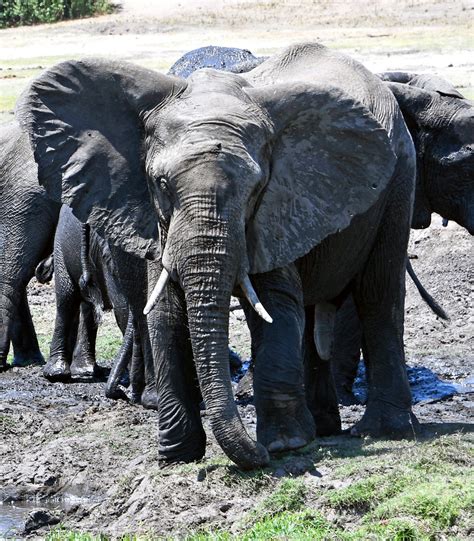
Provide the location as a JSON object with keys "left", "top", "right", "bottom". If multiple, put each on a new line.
{"left": 240, "top": 275, "right": 273, "bottom": 324}
{"left": 143, "top": 268, "right": 170, "bottom": 315}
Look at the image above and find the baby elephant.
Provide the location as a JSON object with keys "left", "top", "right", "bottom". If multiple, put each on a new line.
{"left": 46, "top": 206, "right": 137, "bottom": 384}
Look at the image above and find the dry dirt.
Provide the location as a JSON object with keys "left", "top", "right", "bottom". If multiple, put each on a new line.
{"left": 0, "top": 0, "right": 473, "bottom": 538}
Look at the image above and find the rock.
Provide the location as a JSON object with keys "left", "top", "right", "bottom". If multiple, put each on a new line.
{"left": 23, "top": 508, "right": 60, "bottom": 533}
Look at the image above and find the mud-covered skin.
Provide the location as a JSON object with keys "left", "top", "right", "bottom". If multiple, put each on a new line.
{"left": 331, "top": 73, "right": 474, "bottom": 408}
{"left": 18, "top": 43, "right": 416, "bottom": 468}
{"left": 0, "top": 121, "right": 61, "bottom": 370}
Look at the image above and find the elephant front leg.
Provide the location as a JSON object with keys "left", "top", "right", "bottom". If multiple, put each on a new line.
{"left": 244, "top": 265, "right": 315, "bottom": 453}
{"left": 303, "top": 305, "right": 341, "bottom": 436}
{"left": 148, "top": 269, "right": 206, "bottom": 464}
{"left": 70, "top": 301, "right": 98, "bottom": 381}
{"left": 44, "top": 292, "right": 80, "bottom": 382}
{"left": 11, "top": 291, "right": 44, "bottom": 367}
{"left": 0, "top": 283, "right": 20, "bottom": 370}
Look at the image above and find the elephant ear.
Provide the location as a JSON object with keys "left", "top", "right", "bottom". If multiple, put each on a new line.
{"left": 16, "top": 58, "right": 185, "bottom": 259}
{"left": 245, "top": 83, "right": 397, "bottom": 273}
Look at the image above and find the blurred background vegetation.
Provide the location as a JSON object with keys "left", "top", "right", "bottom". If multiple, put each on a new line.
{"left": 0, "top": 0, "right": 112, "bottom": 28}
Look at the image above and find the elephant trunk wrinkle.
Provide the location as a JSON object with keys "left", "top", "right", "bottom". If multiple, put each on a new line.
{"left": 178, "top": 227, "right": 268, "bottom": 469}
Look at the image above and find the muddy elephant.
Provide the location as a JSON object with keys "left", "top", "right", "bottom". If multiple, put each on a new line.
{"left": 332, "top": 73, "right": 474, "bottom": 405}
{"left": 18, "top": 42, "right": 416, "bottom": 469}
{"left": 0, "top": 121, "right": 61, "bottom": 370}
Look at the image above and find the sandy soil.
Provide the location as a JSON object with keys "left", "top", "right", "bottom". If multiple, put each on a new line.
{"left": 0, "top": 1, "right": 473, "bottom": 538}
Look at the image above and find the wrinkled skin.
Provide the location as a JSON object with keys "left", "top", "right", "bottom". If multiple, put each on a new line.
{"left": 18, "top": 42, "right": 416, "bottom": 469}
{"left": 49, "top": 206, "right": 158, "bottom": 407}
{"left": 332, "top": 73, "right": 474, "bottom": 406}
{"left": 0, "top": 121, "right": 61, "bottom": 370}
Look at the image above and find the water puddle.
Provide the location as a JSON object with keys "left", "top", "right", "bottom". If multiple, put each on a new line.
{"left": 0, "top": 500, "right": 58, "bottom": 539}
{"left": 0, "top": 494, "right": 96, "bottom": 539}
{"left": 353, "top": 363, "right": 473, "bottom": 404}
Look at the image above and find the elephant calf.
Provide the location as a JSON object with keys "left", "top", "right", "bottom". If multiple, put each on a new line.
{"left": 47, "top": 206, "right": 160, "bottom": 410}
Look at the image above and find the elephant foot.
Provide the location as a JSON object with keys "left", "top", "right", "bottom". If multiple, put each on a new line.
{"left": 0, "top": 360, "right": 10, "bottom": 372}
{"left": 141, "top": 387, "right": 159, "bottom": 410}
{"left": 257, "top": 395, "right": 315, "bottom": 453}
{"left": 106, "top": 386, "right": 129, "bottom": 401}
{"left": 70, "top": 358, "right": 97, "bottom": 382}
{"left": 12, "top": 350, "right": 44, "bottom": 368}
{"left": 158, "top": 427, "right": 207, "bottom": 465}
{"left": 350, "top": 400, "right": 419, "bottom": 439}
{"left": 43, "top": 357, "right": 71, "bottom": 382}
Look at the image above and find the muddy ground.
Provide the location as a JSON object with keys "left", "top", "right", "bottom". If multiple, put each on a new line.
{"left": 0, "top": 0, "right": 473, "bottom": 539}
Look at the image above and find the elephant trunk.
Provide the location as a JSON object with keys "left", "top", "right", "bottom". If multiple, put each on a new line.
{"left": 171, "top": 202, "right": 269, "bottom": 469}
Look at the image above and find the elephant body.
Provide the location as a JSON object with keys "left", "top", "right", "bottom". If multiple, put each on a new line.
{"left": 332, "top": 73, "right": 474, "bottom": 404}
{"left": 0, "top": 121, "right": 61, "bottom": 369}
{"left": 18, "top": 42, "right": 416, "bottom": 469}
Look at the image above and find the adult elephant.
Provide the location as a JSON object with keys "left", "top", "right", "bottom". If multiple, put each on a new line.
{"left": 0, "top": 121, "right": 61, "bottom": 370}
{"left": 18, "top": 42, "right": 416, "bottom": 469}
{"left": 332, "top": 73, "right": 474, "bottom": 405}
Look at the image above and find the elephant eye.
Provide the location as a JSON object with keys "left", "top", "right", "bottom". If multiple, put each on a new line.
{"left": 159, "top": 177, "right": 170, "bottom": 195}
{"left": 154, "top": 177, "right": 173, "bottom": 223}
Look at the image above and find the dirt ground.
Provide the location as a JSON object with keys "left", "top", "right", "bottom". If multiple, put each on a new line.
{"left": 0, "top": 0, "right": 473, "bottom": 538}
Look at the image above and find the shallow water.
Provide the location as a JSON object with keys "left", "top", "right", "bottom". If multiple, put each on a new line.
{"left": 0, "top": 500, "right": 58, "bottom": 539}
{"left": 0, "top": 494, "right": 95, "bottom": 539}
{"left": 353, "top": 363, "right": 473, "bottom": 404}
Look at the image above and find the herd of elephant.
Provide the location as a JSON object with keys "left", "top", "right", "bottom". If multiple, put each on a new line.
{"left": 1, "top": 44, "right": 472, "bottom": 469}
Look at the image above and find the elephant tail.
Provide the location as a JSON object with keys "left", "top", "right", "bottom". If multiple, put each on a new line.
{"left": 35, "top": 254, "right": 54, "bottom": 283}
{"left": 407, "top": 259, "right": 449, "bottom": 320}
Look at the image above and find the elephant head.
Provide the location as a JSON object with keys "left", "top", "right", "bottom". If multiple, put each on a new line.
{"left": 17, "top": 54, "right": 395, "bottom": 468}
{"left": 381, "top": 73, "right": 474, "bottom": 234}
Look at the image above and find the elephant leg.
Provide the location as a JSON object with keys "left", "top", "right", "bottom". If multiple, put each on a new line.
{"left": 303, "top": 305, "right": 341, "bottom": 436}
{"left": 70, "top": 301, "right": 98, "bottom": 381}
{"left": 106, "top": 310, "right": 134, "bottom": 401}
{"left": 245, "top": 265, "right": 315, "bottom": 454}
{"left": 351, "top": 204, "right": 416, "bottom": 438}
{"left": 331, "top": 295, "right": 363, "bottom": 406}
{"left": 45, "top": 271, "right": 80, "bottom": 382}
{"left": 10, "top": 289, "right": 44, "bottom": 367}
{"left": 129, "top": 327, "right": 147, "bottom": 404}
{"left": 139, "top": 321, "right": 159, "bottom": 410}
{"left": 0, "top": 283, "right": 18, "bottom": 370}
{"left": 148, "top": 266, "right": 205, "bottom": 464}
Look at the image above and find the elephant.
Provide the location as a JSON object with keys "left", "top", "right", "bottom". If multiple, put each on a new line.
{"left": 17, "top": 42, "right": 417, "bottom": 469}
{"left": 46, "top": 204, "right": 160, "bottom": 407}
{"left": 0, "top": 121, "right": 61, "bottom": 370}
{"left": 167, "top": 45, "right": 265, "bottom": 79}
{"left": 331, "top": 72, "right": 474, "bottom": 405}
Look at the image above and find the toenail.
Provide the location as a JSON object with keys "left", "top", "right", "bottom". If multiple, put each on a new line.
{"left": 267, "top": 440, "right": 285, "bottom": 453}
{"left": 288, "top": 437, "right": 306, "bottom": 449}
